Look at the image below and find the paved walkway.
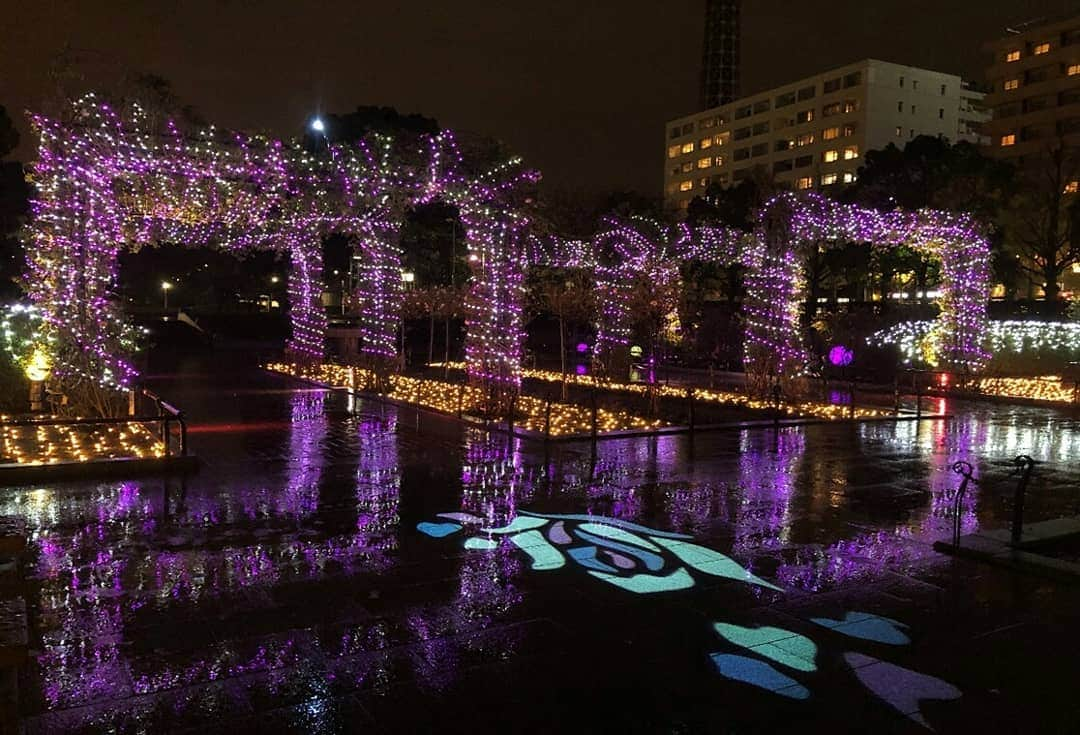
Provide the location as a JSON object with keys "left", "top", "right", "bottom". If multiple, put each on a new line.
{"left": 4, "top": 351, "right": 1079, "bottom": 733}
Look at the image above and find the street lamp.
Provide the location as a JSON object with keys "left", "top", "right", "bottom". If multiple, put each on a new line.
{"left": 161, "top": 281, "right": 173, "bottom": 310}
{"left": 310, "top": 117, "right": 326, "bottom": 134}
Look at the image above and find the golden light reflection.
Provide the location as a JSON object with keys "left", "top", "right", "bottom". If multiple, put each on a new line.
{"left": 0, "top": 419, "right": 165, "bottom": 465}
{"left": 267, "top": 361, "right": 894, "bottom": 437}
{"left": 975, "top": 376, "right": 1078, "bottom": 405}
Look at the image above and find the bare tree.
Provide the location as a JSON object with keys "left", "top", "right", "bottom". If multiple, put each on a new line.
{"left": 1004, "top": 138, "right": 1080, "bottom": 307}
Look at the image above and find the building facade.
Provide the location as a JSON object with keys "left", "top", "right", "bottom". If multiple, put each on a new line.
{"left": 701, "top": 0, "right": 741, "bottom": 109}
{"left": 664, "top": 59, "right": 989, "bottom": 211}
{"left": 983, "top": 15, "right": 1080, "bottom": 161}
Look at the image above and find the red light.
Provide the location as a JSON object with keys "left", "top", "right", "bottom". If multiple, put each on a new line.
{"left": 939, "top": 373, "right": 950, "bottom": 387}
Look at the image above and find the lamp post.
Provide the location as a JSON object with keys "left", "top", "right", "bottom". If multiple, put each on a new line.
{"left": 161, "top": 281, "right": 172, "bottom": 310}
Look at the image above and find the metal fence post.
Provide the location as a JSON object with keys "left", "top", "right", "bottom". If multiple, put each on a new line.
{"left": 1010, "top": 455, "right": 1036, "bottom": 545}
{"left": 687, "top": 387, "right": 695, "bottom": 434}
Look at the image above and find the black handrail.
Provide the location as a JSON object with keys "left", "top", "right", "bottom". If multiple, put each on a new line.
{"left": 1, "top": 388, "right": 188, "bottom": 459}
{"left": 950, "top": 460, "right": 977, "bottom": 548}
{"left": 1009, "top": 455, "right": 1037, "bottom": 545}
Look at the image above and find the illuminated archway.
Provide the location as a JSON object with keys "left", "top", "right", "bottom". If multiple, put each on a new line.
{"left": 23, "top": 95, "right": 537, "bottom": 409}
{"left": 539, "top": 193, "right": 989, "bottom": 390}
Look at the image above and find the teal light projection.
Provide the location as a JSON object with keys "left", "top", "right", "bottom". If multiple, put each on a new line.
{"left": 416, "top": 511, "right": 779, "bottom": 594}
{"left": 810, "top": 611, "right": 911, "bottom": 645}
{"left": 713, "top": 623, "right": 817, "bottom": 673}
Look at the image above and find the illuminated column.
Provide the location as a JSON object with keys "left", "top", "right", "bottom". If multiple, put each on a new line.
{"left": 743, "top": 199, "right": 807, "bottom": 392}
{"left": 933, "top": 228, "right": 991, "bottom": 373}
{"left": 354, "top": 222, "right": 403, "bottom": 382}
{"left": 593, "top": 266, "right": 634, "bottom": 380}
{"left": 24, "top": 122, "right": 137, "bottom": 397}
{"left": 460, "top": 208, "right": 528, "bottom": 413}
{"left": 285, "top": 233, "right": 327, "bottom": 361}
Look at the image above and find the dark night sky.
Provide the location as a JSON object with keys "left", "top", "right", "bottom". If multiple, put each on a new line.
{"left": 4, "top": 0, "right": 1080, "bottom": 195}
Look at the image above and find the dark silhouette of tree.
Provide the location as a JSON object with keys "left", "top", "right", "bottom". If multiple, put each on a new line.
{"left": 1000, "top": 138, "right": 1080, "bottom": 307}
{"left": 528, "top": 266, "right": 595, "bottom": 399}
{"left": 0, "top": 106, "right": 18, "bottom": 159}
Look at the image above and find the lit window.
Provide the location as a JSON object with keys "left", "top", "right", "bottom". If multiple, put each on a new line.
{"left": 797, "top": 109, "right": 815, "bottom": 124}
{"left": 697, "top": 157, "right": 713, "bottom": 169}
{"left": 843, "top": 124, "right": 857, "bottom": 137}
{"left": 823, "top": 102, "right": 842, "bottom": 117}
{"left": 822, "top": 126, "right": 841, "bottom": 140}
{"left": 667, "top": 145, "right": 680, "bottom": 158}
{"left": 1001, "top": 134, "right": 1016, "bottom": 146}
{"left": 1006, "top": 49, "right": 1021, "bottom": 62}
{"left": 714, "top": 133, "right": 729, "bottom": 146}
{"left": 843, "top": 145, "right": 859, "bottom": 160}
{"left": 842, "top": 172, "right": 856, "bottom": 183}
{"left": 895, "top": 126, "right": 903, "bottom": 137}
{"left": 1070, "top": 65, "right": 1080, "bottom": 76}
{"left": 681, "top": 162, "right": 693, "bottom": 173}
{"left": 823, "top": 149, "right": 840, "bottom": 163}
{"left": 796, "top": 133, "right": 815, "bottom": 146}
{"left": 795, "top": 177, "right": 813, "bottom": 190}
{"left": 700, "top": 137, "right": 713, "bottom": 149}
{"left": 1065, "top": 180, "right": 1079, "bottom": 193}
{"left": 679, "top": 180, "right": 693, "bottom": 192}
{"left": 820, "top": 173, "right": 839, "bottom": 186}
{"left": 1004, "top": 78, "right": 1019, "bottom": 90}
{"left": 1034, "top": 42, "right": 1050, "bottom": 55}
{"left": 843, "top": 99, "right": 859, "bottom": 113}
{"left": 699, "top": 177, "right": 709, "bottom": 187}
{"left": 681, "top": 142, "right": 695, "bottom": 154}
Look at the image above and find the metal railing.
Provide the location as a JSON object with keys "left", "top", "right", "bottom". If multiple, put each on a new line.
{"left": 948, "top": 455, "right": 1038, "bottom": 549}
{"left": 1, "top": 388, "right": 187, "bottom": 460}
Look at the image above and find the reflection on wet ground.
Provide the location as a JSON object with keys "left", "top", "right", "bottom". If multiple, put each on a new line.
{"left": 6, "top": 356, "right": 1080, "bottom": 733}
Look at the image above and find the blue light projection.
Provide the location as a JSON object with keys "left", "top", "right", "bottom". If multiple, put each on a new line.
{"left": 417, "top": 511, "right": 777, "bottom": 594}
{"left": 810, "top": 611, "right": 911, "bottom": 646}
{"left": 416, "top": 522, "right": 462, "bottom": 538}
{"left": 709, "top": 654, "right": 810, "bottom": 700}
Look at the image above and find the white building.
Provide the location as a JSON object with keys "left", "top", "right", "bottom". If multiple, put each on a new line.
{"left": 664, "top": 59, "right": 990, "bottom": 210}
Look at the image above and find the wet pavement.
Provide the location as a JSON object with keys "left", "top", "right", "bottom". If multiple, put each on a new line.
{"left": 4, "top": 351, "right": 1080, "bottom": 733}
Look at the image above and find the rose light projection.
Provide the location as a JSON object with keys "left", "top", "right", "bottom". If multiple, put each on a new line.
{"left": 23, "top": 95, "right": 538, "bottom": 408}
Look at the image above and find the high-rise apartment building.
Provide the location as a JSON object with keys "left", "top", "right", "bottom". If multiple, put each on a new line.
{"left": 701, "top": 0, "right": 741, "bottom": 109}
{"left": 983, "top": 15, "right": 1080, "bottom": 161}
{"left": 664, "top": 59, "right": 989, "bottom": 211}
